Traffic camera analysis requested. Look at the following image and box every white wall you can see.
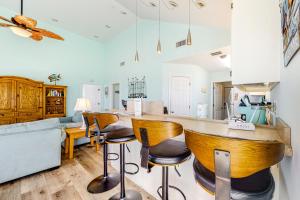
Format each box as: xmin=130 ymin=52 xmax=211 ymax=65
xmin=272 ymin=54 xmax=300 ymax=200
xmin=162 ymin=64 xmax=210 ymax=117
xmin=231 ymin=0 xmax=281 ymax=84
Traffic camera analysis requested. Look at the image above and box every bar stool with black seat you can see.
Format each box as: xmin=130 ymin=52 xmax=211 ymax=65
xmin=83 ymin=112 xmax=123 ymax=193
xmin=102 ymin=120 xmax=142 ymax=200
xmin=185 ymin=130 xmax=285 ymax=200
xmin=132 ymin=118 xmax=191 ymax=200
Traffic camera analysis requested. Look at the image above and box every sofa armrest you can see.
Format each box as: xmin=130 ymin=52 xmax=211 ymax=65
xmin=59 ymin=117 xmax=73 ymax=124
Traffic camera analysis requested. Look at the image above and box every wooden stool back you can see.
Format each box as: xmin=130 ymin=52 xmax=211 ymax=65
xmin=132 ymin=118 xmax=183 ymax=146
xmin=94 ymin=113 xmax=119 ymax=130
xmin=185 ymin=130 xmax=285 ymax=178
xmin=83 ymin=112 xmax=94 ymax=126
xmin=82 ymin=112 xmax=96 ymax=137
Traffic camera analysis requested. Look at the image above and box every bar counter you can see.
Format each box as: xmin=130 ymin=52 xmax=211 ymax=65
xmin=108 ymin=111 xmax=290 ymax=200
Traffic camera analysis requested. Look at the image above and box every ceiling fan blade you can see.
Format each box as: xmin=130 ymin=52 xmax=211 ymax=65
xmin=13 ymin=15 xmax=37 ymax=29
xmin=30 ymin=31 xmax=43 ymax=41
xmin=33 ymin=28 xmax=64 ymax=41
xmin=0 ymin=22 xmax=14 ymax=27
xmin=0 ymin=16 xmax=13 ymax=24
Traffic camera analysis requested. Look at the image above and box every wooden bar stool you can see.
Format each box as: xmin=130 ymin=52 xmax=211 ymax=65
xmin=83 ymin=112 xmax=123 ymax=193
xmin=132 ymin=119 xmax=191 ymax=200
xmin=185 ymin=130 xmax=285 ymax=200
xmin=106 ymin=127 xmax=142 ymax=200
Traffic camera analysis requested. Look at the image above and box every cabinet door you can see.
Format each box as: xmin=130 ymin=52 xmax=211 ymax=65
xmin=0 ymin=79 xmax=16 ymax=115
xmin=16 ymin=80 xmax=43 ymax=116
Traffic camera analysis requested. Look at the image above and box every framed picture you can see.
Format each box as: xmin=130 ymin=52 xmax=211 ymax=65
xmin=281 ymin=0 xmax=300 ymax=66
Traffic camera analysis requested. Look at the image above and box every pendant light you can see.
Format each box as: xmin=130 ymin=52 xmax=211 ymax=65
xmin=156 ymin=0 xmax=162 ymax=54
xmin=134 ymin=0 xmax=139 ymax=62
xmin=187 ymin=0 xmax=192 ymax=45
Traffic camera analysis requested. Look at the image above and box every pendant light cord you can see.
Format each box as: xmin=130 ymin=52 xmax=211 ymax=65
xmin=136 ymin=0 xmax=138 ymax=51
xmin=159 ymin=0 xmax=161 ymax=39
xmin=21 ymin=0 xmax=23 ymax=15
xmin=189 ymin=0 xmax=191 ymax=29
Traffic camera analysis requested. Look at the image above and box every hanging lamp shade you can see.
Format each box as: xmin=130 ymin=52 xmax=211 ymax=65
xmin=135 ymin=51 xmax=139 ymax=62
xmin=157 ymin=40 xmax=162 ymax=54
xmin=187 ymin=28 xmax=192 ymax=45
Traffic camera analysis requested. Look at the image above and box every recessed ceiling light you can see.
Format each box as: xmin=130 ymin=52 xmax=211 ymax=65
xmin=120 ymin=11 xmax=127 ymax=15
xmin=169 ymin=1 xmax=178 ymax=8
xmin=193 ymin=0 xmax=205 ymax=9
xmin=51 ymin=18 xmax=59 ymax=22
xmin=105 ymin=25 xmax=111 ymax=29
xmin=150 ymin=2 xmax=157 ymax=7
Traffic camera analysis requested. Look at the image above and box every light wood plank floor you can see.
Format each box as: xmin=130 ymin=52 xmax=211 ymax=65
xmin=0 ymin=145 xmax=157 ymax=200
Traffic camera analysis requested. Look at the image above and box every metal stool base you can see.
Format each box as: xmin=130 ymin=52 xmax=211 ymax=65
xmin=109 ymin=190 xmax=142 ymax=200
xmin=87 ymin=173 xmax=120 ymax=194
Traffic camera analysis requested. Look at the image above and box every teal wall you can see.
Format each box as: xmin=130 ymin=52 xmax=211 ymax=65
xmin=102 ymin=19 xmax=230 ymax=109
xmin=0 ymin=6 xmax=230 ymax=115
xmin=0 ymin=7 xmax=105 ymax=115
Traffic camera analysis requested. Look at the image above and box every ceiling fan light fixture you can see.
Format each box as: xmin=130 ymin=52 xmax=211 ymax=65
xmin=10 ymin=26 xmax=32 ymax=38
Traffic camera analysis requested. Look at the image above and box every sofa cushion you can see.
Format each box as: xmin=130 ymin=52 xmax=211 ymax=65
xmin=0 ymin=118 xmax=60 ymax=136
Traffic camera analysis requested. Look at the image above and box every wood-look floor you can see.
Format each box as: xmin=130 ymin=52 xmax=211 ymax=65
xmin=0 ymin=145 xmax=157 ymax=200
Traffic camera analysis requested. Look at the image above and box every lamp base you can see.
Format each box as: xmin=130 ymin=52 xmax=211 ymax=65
xmin=80 ymin=115 xmax=86 ymax=130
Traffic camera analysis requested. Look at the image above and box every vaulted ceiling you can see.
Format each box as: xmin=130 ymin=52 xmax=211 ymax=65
xmin=0 ymin=0 xmax=231 ymax=41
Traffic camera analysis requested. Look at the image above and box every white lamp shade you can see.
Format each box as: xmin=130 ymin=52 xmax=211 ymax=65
xmin=74 ymin=98 xmax=91 ymax=112
xmin=10 ymin=27 xmax=32 ymax=38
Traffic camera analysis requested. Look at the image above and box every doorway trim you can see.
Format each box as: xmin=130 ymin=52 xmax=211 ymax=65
xmin=212 ymin=81 xmax=233 ymax=120
xmin=112 ymin=83 xmax=120 ymax=110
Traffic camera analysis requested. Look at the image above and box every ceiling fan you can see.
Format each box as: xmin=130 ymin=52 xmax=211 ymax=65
xmin=0 ymin=0 xmax=64 ymax=41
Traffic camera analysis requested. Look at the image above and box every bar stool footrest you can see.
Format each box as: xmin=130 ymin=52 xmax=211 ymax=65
xmin=157 ymin=185 xmax=187 ymax=200
xmin=125 ymin=162 xmax=140 ymax=175
xmin=108 ymin=153 xmax=119 ymax=161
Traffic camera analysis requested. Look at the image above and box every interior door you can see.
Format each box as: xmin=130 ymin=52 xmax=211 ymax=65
xmin=170 ymin=76 xmax=191 ymax=116
xmin=213 ymin=83 xmax=224 ymax=120
xmin=82 ymin=84 xmax=102 ymax=112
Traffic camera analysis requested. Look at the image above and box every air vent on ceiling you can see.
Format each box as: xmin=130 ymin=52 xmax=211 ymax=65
xmin=176 ymin=39 xmax=187 ymax=48
xmin=220 ymin=55 xmax=227 ymax=59
xmin=210 ymin=51 xmax=222 ymax=56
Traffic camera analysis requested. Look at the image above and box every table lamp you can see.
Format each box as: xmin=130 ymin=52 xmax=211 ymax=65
xmin=74 ymin=98 xmax=91 ymax=129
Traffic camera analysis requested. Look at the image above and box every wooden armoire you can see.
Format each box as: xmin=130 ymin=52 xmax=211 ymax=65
xmin=0 ymin=76 xmax=44 ymax=125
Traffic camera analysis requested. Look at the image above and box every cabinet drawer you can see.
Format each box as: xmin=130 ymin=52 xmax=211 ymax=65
xmin=0 ymin=112 xmax=15 ymax=118
xmin=18 ymin=112 xmax=42 ymax=117
xmin=0 ymin=118 xmax=16 ymax=125
xmin=17 ymin=117 xmax=42 ymax=123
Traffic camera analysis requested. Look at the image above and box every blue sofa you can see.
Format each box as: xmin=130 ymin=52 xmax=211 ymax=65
xmin=0 ymin=118 xmax=65 ymax=184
